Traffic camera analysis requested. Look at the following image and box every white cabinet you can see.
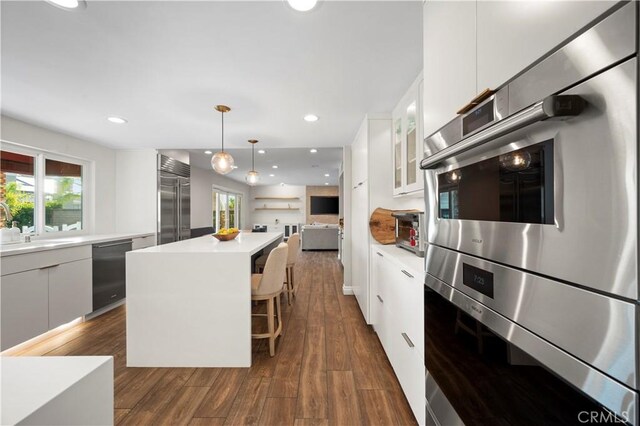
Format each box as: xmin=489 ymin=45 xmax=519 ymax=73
xmin=1 ymin=269 xmax=49 ymax=350
xmin=351 ymin=122 xmax=369 ymax=188
xmin=422 ymin=1 xmax=614 ymax=139
xmin=349 ymin=115 xmax=392 ymax=324
xmin=476 ymin=1 xmax=615 ymax=91
xmin=393 ymin=74 xmax=424 ymax=197
xmin=1 ymin=246 xmax=92 ymax=350
xmin=352 ymin=182 xmax=369 ymax=319
xmin=423 ymin=1 xmax=477 ymax=139
xmin=48 ymin=259 xmax=92 ymax=329
xmin=371 ymin=247 xmax=425 ymax=424
xmin=132 ymin=234 xmax=156 ymax=250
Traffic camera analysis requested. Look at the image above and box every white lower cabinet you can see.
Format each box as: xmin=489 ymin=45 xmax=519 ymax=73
xmin=1 ymin=269 xmax=49 ymax=351
xmin=49 ymin=259 xmax=92 ymax=329
xmin=132 ymin=234 xmax=156 ymax=250
xmin=371 ymin=247 xmax=425 ymax=424
xmin=1 ymin=247 xmax=92 ymax=351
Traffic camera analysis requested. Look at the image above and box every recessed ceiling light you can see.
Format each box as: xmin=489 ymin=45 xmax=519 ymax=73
xmin=286 ymin=0 xmax=318 ymax=12
xmin=258 ymin=149 xmax=266 ymax=154
xmin=310 ymin=148 xmax=318 ymax=153
xmin=204 ymin=150 xmax=212 ymax=155
xmin=324 ymin=182 xmax=329 ymax=185
xmin=46 ymin=0 xmax=85 ymax=10
xmin=232 ymin=165 xmax=239 ymax=169
xmin=272 ymin=165 xmax=278 ymax=169
xmin=304 ymin=115 xmax=319 ymax=123
xmin=269 ymin=174 xmax=275 ymax=177
xmin=107 ymin=116 xmax=127 ymax=124
xmin=324 ymin=173 xmax=330 ymax=177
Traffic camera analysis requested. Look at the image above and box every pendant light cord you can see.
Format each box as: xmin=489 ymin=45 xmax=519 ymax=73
xmin=221 ymin=111 xmax=225 ymax=152
xmin=252 ymin=143 xmax=255 ymax=171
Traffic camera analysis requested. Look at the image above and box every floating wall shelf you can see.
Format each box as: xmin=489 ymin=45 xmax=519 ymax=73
xmin=254 ymin=197 xmax=301 ymax=200
xmin=254 ymin=207 xmax=300 ymax=211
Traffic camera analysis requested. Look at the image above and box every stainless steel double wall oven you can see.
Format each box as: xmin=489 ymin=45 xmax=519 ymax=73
xmin=421 ymin=3 xmax=639 ymax=425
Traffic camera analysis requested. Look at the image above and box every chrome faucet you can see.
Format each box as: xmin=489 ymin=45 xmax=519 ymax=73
xmin=0 ymin=202 xmax=13 ymax=224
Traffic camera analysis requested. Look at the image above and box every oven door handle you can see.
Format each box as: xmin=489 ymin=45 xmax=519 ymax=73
xmin=420 ymin=95 xmax=585 ymax=170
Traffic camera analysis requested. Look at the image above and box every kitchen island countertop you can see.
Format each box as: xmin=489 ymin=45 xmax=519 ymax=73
xmin=126 ymin=231 xmax=284 ymax=368
xmin=135 ymin=231 xmax=281 ymax=255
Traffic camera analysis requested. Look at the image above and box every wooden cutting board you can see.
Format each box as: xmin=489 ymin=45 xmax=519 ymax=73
xmin=368 ymin=208 xmax=420 ymax=245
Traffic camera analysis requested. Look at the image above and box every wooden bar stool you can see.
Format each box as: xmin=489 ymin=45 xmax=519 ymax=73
xmin=251 ymin=243 xmax=288 ymax=356
xmin=256 ymin=233 xmax=300 ymax=305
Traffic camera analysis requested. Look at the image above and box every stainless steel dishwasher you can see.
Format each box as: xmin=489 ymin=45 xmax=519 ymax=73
xmin=92 ymin=239 xmax=132 ymax=311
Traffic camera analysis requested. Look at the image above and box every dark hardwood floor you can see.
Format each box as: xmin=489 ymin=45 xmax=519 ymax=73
xmin=13 ymin=251 xmax=416 ymax=425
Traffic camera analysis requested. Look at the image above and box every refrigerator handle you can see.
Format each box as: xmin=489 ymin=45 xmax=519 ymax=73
xmin=176 ymin=180 xmax=181 ymax=241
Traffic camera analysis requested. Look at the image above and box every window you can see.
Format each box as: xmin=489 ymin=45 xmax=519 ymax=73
xmin=213 ymin=187 xmax=242 ymax=232
xmin=0 ymin=150 xmax=35 ymax=230
xmin=1 ymin=144 xmax=87 ymax=235
xmin=44 ymin=159 xmax=83 ymax=232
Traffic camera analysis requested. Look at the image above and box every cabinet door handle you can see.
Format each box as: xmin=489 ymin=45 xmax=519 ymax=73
xmin=377 ymin=295 xmax=384 ymax=303
xmin=402 ymin=332 xmax=415 ymax=348
xmin=401 ymin=269 xmax=414 ymax=278
xmin=110 ymin=294 xmax=119 ymax=299
xmin=376 ymin=252 xmax=383 ymax=257
xmin=358 ymin=181 xmax=363 ymax=186
xmin=40 ymin=264 xmax=59 ymax=270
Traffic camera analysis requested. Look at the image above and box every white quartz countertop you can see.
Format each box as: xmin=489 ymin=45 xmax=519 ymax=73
xmin=375 ymin=244 xmax=426 ymax=277
xmin=132 ymin=232 xmax=283 ymax=256
xmin=0 ymin=232 xmax=154 ymax=257
xmin=1 ymin=356 xmax=113 ymax=425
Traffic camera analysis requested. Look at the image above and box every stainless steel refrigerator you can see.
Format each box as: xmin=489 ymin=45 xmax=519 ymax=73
xmin=157 ymin=155 xmax=190 ymax=245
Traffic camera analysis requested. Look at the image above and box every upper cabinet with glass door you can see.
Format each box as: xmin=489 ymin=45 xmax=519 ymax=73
xmin=392 ymin=73 xmax=424 ymax=196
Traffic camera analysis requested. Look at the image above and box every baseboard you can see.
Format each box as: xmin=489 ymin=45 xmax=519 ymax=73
xmin=86 ymin=299 xmax=126 ymax=320
xmin=342 ymin=285 xmax=354 ymax=295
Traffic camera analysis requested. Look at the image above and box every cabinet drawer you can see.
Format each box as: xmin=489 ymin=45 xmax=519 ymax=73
xmin=132 ymin=235 xmax=155 ymax=250
xmin=1 ymin=245 xmax=92 ymax=276
xmin=395 ymin=267 xmax=425 ymax=359
xmin=393 ymin=328 xmax=426 ymax=424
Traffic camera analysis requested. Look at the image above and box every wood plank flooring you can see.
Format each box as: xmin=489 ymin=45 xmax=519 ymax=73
xmin=14 ymin=251 xmax=416 ymax=425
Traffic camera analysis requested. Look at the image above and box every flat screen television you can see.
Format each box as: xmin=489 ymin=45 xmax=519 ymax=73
xmin=310 ymin=196 xmax=339 ymax=215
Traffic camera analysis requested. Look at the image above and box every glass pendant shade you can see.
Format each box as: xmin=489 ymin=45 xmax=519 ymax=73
xmin=245 ymin=139 xmax=260 ymax=185
xmin=245 ymin=170 xmax=259 ymax=186
xmin=211 ymin=151 xmax=234 ymax=174
xmin=211 ymin=104 xmax=234 ymax=175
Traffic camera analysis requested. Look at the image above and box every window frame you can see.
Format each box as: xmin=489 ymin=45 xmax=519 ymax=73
xmin=212 ymin=185 xmax=243 ymax=232
xmin=1 ymin=141 xmax=92 ymax=238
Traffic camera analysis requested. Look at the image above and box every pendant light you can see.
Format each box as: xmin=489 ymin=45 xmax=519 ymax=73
xmin=245 ymin=140 xmax=260 ymax=186
xmin=211 ymin=105 xmax=235 ymax=174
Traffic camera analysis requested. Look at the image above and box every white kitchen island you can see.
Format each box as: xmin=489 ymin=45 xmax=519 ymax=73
xmin=126 ymin=232 xmax=283 ymax=367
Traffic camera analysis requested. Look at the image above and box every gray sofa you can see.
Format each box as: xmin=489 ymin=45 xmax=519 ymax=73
xmin=301 ymin=225 xmax=339 ymax=250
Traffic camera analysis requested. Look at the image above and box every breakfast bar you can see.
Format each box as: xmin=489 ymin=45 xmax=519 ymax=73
xmin=125 ymin=232 xmax=283 ymax=367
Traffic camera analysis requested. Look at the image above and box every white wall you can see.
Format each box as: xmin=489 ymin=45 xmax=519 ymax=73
xmin=250 ymin=185 xmax=306 ymax=233
xmin=1 ymin=115 xmax=116 ymax=234
xmin=190 ymin=165 xmax=251 ymax=230
xmin=115 ymin=149 xmax=158 ymax=234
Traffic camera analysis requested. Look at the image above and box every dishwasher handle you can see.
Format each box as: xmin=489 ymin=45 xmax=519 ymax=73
xmin=93 ymin=240 xmax=132 ymax=249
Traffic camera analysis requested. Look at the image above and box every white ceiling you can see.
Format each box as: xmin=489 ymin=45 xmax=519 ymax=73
xmin=1 ymin=1 xmax=423 ymax=151
xmin=189 ymin=147 xmax=342 ymax=186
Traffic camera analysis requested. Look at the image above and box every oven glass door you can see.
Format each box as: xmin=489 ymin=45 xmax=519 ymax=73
xmin=425 ymin=288 xmax=630 ymax=425
xmin=438 ymin=140 xmax=554 ymax=224
xmin=396 ymin=219 xmax=415 ymax=245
